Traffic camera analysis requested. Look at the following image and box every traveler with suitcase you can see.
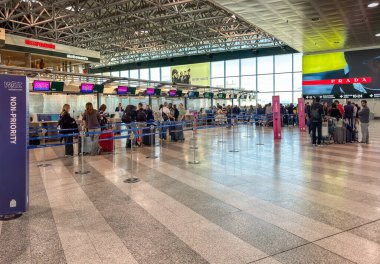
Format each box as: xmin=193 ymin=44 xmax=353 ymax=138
xmin=122 ymin=105 xmax=137 ymax=148
xmin=82 ymin=102 xmax=102 ymax=156
xmin=59 ymin=104 xmax=78 ymax=156
xmin=310 ymin=96 xmax=324 ymax=147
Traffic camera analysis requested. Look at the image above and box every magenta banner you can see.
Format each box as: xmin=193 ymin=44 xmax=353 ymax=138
xmin=272 ymin=96 xmax=281 ymax=140
xmin=298 ymin=98 xmax=306 ymax=132
xmin=0 ymin=75 xmax=29 ymax=215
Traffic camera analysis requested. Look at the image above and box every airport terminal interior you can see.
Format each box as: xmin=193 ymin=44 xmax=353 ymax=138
xmin=1 ymin=0 xmax=380 ymax=263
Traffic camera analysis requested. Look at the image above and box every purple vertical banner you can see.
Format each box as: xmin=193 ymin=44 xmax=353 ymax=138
xmin=272 ymin=96 xmax=281 ymax=140
xmin=0 ymin=75 xmax=29 ymax=216
xmin=298 ymin=98 xmax=306 ymax=132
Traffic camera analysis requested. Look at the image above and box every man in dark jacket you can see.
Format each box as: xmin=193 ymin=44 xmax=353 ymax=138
xmin=344 ymin=100 xmax=354 ymax=128
xmin=310 ymin=96 xmax=324 ymax=146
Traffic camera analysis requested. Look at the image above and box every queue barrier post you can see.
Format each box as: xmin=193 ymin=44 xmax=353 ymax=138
xmin=229 ymin=117 xmax=239 ymax=153
xmin=190 ymin=120 xmax=198 ymax=150
xmin=37 ymin=128 xmax=51 ymax=168
xmin=188 ymin=123 xmax=200 ymax=165
xmin=124 ymin=132 xmax=140 ymax=183
xmin=75 ymin=131 xmax=90 ymax=175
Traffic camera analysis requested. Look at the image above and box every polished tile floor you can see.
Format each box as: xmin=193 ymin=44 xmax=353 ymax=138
xmin=1 ymin=122 xmax=380 ymax=264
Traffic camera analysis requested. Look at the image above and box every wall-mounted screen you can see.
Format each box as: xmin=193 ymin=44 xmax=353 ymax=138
xmin=176 ymin=90 xmax=183 ymax=97
xmin=169 ymin=90 xmax=177 ymax=97
xmin=146 ymin=88 xmax=155 ymax=95
xmin=50 ymin=81 xmax=64 ymax=92
xmin=303 ymin=48 xmax=380 ymax=99
xmin=117 ymin=86 xmax=128 ymax=95
xmin=80 ymin=83 xmax=94 ymax=93
xmin=217 ymin=93 xmax=226 ymax=99
xmin=204 ymin=92 xmax=214 ymax=99
xmin=188 ymin=91 xmax=199 ymax=98
xmin=94 ymin=84 xmax=104 ymax=93
xmin=33 ymin=80 xmax=50 ymax=92
xmin=128 ymin=87 xmax=136 ymax=95
xmin=171 ymin=62 xmax=210 ymax=86
xmin=154 ymin=88 xmax=161 ymax=96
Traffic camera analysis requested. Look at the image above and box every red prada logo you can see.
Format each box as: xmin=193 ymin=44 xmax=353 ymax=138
xmin=25 ymin=39 xmax=55 ymax=49
xmin=303 ymin=77 xmax=372 ymax=86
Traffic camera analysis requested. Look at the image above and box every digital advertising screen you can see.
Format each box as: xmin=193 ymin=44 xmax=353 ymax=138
xmin=146 ymin=88 xmax=155 ymax=95
xmin=33 ymin=80 xmax=50 ymax=92
xmin=128 ymin=87 xmax=136 ymax=95
xmin=154 ymin=88 xmax=161 ymax=96
xmin=176 ymin=90 xmax=183 ymax=97
xmin=94 ymin=84 xmax=104 ymax=93
xmin=204 ymin=92 xmax=214 ymax=99
xmin=171 ymin=62 xmax=210 ymax=86
xmin=117 ymin=86 xmax=128 ymax=95
xmin=303 ymin=48 xmax=380 ymax=99
xmin=80 ymin=83 xmax=94 ymax=93
xmin=188 ymin=91 xmax=200 ymax=98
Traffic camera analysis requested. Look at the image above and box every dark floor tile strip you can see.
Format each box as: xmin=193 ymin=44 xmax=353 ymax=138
xmin=102 ymin=153 xmax=311 ymax=256
xmin=64 ymin=159 xmax=210 ymax=264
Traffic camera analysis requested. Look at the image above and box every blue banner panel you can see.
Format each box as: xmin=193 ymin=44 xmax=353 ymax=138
xmin=0 ymin=75 xmax=29 ymax=215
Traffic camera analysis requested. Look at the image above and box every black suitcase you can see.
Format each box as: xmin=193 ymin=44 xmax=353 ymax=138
xmin=143 ymin=127 xmax=155 ymax=146
xmin=170 ymin=123 xmax=184 ymax=142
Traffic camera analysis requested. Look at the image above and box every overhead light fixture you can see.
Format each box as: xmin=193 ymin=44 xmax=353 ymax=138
xmin=376 ymin=33 xmax=380 ymax=37
xmin=368 ymin=2 xmax=379 ymax=7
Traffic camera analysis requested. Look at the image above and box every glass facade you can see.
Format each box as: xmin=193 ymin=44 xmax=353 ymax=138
xmin=102 ymin=53 xmax=302 ymax=106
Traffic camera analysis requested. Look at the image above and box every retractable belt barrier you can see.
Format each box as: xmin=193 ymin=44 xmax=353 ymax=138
xmin=27 ymin=113 xmax=300 ymax=150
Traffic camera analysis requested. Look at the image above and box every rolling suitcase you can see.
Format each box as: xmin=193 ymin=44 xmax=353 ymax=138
xmin=176 ymin=123 xmax=185 ymax=141
xmin=78 ymin=135 xmax=92 ymax=154
xmin=142 ymin=127 xmax=155 ymax=146
xmin=99 ymin=130 xmax=114 ymax=152
xmin=333 ymin=127 xmax=346 ymax=144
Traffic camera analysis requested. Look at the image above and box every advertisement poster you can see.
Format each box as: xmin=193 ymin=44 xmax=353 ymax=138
xmin=298 ymin=98 xmax=306 ymax=132
xmin=302 ymin=48 xmax=380 ymax=99
xmin=272 ymin=96 xmax=281 ymax=140
xmin=171 ymin=62 xmax=210 ymax=86
xmin=0 ymin=75 xmax=29 ymax=215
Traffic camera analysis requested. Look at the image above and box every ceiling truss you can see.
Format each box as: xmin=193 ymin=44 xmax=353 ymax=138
xmin=0 ymin=0 xmax=283 ymax=66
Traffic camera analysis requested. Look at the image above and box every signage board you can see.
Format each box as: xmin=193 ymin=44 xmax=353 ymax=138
xmin=298 ymin=98 xmax=306 ymax=132
xmin=171 ymin=62 xmax=210 ymax=86
xmin=272 ymin=96 xmax=281 ymax=140
xmin=0 ymin=75 xmax=29 ymax=215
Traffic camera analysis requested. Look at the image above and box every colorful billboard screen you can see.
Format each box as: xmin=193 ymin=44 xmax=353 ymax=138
xmin=302 ymin=48 xmax=380 ymax=99
xmin=117 ymin=86 xmax=128 ymax=95
xmin=171 ymin=62 xmax=210 ymax=86
xmin=80 ymin=83 xmax=94 ymax=93
xmin=33 ymin=80 xmax=50 ymax=91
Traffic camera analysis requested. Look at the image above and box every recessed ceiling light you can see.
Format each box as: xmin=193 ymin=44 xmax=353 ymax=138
xmin=376 ymin=33 xmax=380 ymax=37
xmin=368 ymin=2 xmax=379 ymax=7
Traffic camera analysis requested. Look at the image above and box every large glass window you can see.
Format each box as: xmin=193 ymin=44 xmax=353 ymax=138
xmin=241 ymin=58 xmax=256 ymax=76
xmin=293 ymin=53 xmax=302 ymax=72
xmin=225 ymin=77 xmax=240 ymax=89
xmin=241 ymin=76 xmax=256 ymax=91
xmin=150 ymin=68 xmax=160 ymax=81
xmin=293 ymin=91 xmax=302 ymax=102
xmin=111 ymin=71 xmax=119 ymax=77
xmin=211 ymin=78 xmax=224 ymax=88
xmin=120 ymin=70 xmax=129 ymax=78
xmin=275 ymin=73 xmax=292 ymax=92
xmin=211 ymin=61 xmax=224 ymax=78
xmin=140 ymin=68 xmax=149 ymax=80
xmin=293 ymin=72 xmax=302 ymax=92
xmin=257 ymin=74 xmax=273 ymax=93
xmin=225 ymin=59 xmax=239 ymax=77
xmin=257 ymin=93 xmax=274 ymax=105
xmin=257 ymin=56 xmax=273 ymax=74
xmin=161 ymin=67 xmax=171 ymax=82
xmin=275 ymin=54 xmax=292 ymax=73
xmin=130 ymin=69 xmax=139 ymax=79
xmin=275 ymin=92 xmax=293 ymax=104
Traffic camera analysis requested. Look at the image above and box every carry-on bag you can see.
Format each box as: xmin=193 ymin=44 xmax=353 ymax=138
xmin=99 ymin=130 xmax=114 ymax=152
xmin=334 ymin=127 xmax=346 ymax=144
xmin=142 ymin=127 xmax=155 ymax=146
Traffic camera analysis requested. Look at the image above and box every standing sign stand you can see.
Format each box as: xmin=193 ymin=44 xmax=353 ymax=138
xmin=0 ymin=75 xmax=29 ymax=219
xmin=272 ymin=96 xmax=282 ymax=140
xmin=298 ymin=98 xmax=306 ymax=132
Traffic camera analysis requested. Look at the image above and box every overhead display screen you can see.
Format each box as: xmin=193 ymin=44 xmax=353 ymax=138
xmin=171 ymin=62 xmax=210 ymax=86
xmin=117 ymin=86 xmax=128 ymax=95
xmin=80 ymin=83 xmax=94 ymax=93
xmin=33 ymin=80 xmax=50 ymax=91
xmin=146 ymin=88 xmax=155 ymax=95
xmin=50 ymin=81 xmax=64 ymax=92
xmin=302 ymin=48 xmax=380 ymax=99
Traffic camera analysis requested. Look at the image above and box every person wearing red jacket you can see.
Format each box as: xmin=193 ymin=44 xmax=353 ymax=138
xmin=334 ymin=100 xmax=345 ymax=117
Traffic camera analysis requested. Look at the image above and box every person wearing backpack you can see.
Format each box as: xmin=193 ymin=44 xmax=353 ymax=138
xmin=310 ymin=96 xmax=324 ymax=147
xmin=59 ymin=104 xmax=78 ymax=156
xmin=159 ymin=103 xmax=171 ymax=140
xmin=122 ymin=105 xmax=137 ymax=148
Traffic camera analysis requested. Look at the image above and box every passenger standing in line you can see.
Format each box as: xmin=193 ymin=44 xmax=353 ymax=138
xmin=82 ymin=102 xmax=101 ymax=155
xmin=98 ymin=104 xmax=108 ymax=131
xmin=160 ymin=103 xmax=171 ymax=140
xmin=145 ymin=105 xmax=154 ymax=125
xmin=330 ymin=103 xmax=342 ymax=120
xmin=59 ymin=104 xmax=78 ymax=156
xmin=359 ymin=100 xmax=370 ymax=144
xmin=335 ymin=100 xmax=345 ymax=117
xmin=115 ymin=103 xmax=124 ymax=112
xmin=310 ymin=96 xmax=324 ymax=147
xmin=344 ymin=100 xmax=354 ymax=128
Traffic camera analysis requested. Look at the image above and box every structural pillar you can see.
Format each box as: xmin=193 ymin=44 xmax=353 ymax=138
xmin=25 ymin=53 xmax=31 ymax=68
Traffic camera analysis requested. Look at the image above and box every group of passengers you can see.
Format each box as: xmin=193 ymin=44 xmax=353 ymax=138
xmin=307 ymin=97 xmax=370 ymax=146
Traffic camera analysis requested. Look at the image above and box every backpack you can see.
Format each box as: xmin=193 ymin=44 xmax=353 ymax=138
xmin=122 ymin=112 xmax=132 ymax=124
xmin=311 ymin=104 xmax=321 ymax=121
xmin=161 ymin=110 xmax=169 ymax=121
xmin=136 ymin=109 xmax=147 ymax=122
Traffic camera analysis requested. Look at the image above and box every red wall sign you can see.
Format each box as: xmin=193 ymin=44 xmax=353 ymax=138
xmin=303 ymin=77 xmax=372 ymax=86
xmin=25 ymin=39 xmax=55 ymax=50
